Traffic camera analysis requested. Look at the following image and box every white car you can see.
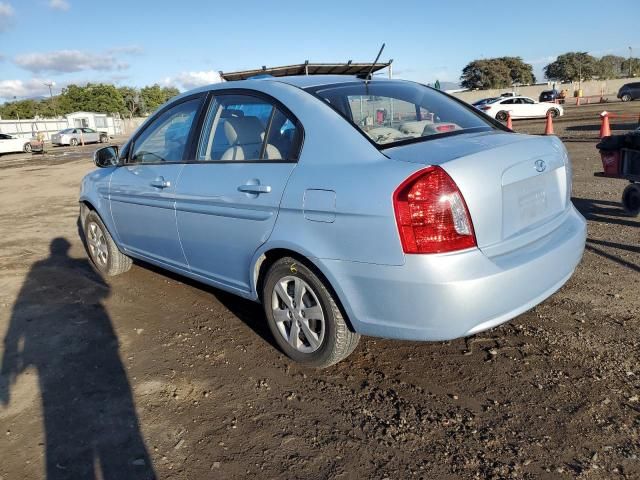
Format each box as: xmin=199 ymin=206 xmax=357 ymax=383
xmin=477 ymin=96 xmax=564 ymax=121
xmin=0 ymin=133 xmax=32 ymax=154
xmin=51 ymin=127 xmax=108 ymax=146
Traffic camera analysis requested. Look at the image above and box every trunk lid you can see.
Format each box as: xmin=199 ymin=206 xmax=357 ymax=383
xmin=385 ymin=131 xmax=571 ymax=257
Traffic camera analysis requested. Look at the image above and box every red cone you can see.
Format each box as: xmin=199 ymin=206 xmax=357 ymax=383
xmin=599 ymin=112 xmax=611 ymax=138
xmin=544 ymin=112 xmax=554 ymax=135
xmin=506 ymin=112 xmax=513 ymax=130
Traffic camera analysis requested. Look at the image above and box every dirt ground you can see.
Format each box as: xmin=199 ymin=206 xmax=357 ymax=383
xmin=0 ymin=103 xmax=638 ymax=480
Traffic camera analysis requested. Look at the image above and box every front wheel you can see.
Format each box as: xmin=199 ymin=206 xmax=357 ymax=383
xmin=23 ymin=142 xmax=32 ymax=153
xmin=100 ymin=134 xmax=109 ymax=143
xmin=70 ymin=138 xmax=78 ymax=146
xmin=263 ymin=257 xmax=360 ymax=368
xmin=547 ymin=108 xmax=560 ymax=118
xmin=84 ymin=211 xmax=132 ymax=276
xmin=621 ymin=94 xmax=632 ymax=102
xmin=622 ymin=183 xmax=640 ymax=216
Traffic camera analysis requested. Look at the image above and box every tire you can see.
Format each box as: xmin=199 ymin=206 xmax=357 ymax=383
xmin=496 ymin=111 xmax=508 ymax=121
xmin=621 ymin=183 xmax=640 ymax=216
xmin=262 ymin=257 xmax=360 ymax=368
xmin=23 ymin=142 xmax=32 ymax=153
xmin=621 ymin=94 xmax=632 ymax=102
xmin=83 ymin=210 xmax=132 ymax=276
xmin=100 ymin=134 xmax=109 ymax=143
xmin=70 ymin=138 xmax=78 ymax=147
xmin=547 ymin=108 xmax=560 ymax=118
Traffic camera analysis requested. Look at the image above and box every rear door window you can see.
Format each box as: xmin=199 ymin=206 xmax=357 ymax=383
xmin=197 ymin=94 xmax=302 ymax=161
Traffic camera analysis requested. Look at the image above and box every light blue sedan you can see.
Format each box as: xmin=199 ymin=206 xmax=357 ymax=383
xmin=80 ymin=75 xmax=587 ymax=367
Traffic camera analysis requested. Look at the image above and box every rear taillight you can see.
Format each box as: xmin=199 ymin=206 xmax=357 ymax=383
xmin=480 ymin=105 xmax=492 ymax=111
xmin=393 ymin=166 xmax=476 ymax=254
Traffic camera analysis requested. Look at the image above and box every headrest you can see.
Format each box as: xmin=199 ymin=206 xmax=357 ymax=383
xmin=223 ymin=116 xmax=264 ymax=145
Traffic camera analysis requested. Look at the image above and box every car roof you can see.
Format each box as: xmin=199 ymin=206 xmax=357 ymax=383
xmin=176 ymin=75 xmax=396 ymax=100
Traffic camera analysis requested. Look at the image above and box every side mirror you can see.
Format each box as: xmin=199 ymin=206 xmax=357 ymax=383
xmin=94 ymin=145 xmax=120 ymax=168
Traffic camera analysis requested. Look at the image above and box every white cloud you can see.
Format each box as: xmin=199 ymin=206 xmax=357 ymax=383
xmin=106 ymin=45 xmax=144 ymax=55
xmin=14 ymin=49 xmax=128 ymax=73
xmin=0 ymin=78 xmax=57 ymax=99
xmin=162 ymin=70 xmax=222 ymax=91
xmin=0 ymin=2 xmax=15 ymax=32
xmin=48 ymin=0 xmax=70 ymax=10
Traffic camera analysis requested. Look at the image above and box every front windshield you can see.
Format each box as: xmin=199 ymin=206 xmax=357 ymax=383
xmin=307 ymin=81 xmax=493 ymax=147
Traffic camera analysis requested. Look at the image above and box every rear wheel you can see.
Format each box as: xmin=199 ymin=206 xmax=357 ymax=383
xmin=23 ymin=142 xmax=32 ymax=153
xmin=84 ymin=211 xmax=132 ymax=276
xmin=547 ymin=108 xmax=560 ymax=118
xmin=496 ymin=111 xmax=508 ymax=121
xmin=262 ymin=257 xmax=360 ymax=368
xmin=70 ymin=138 xmax=78 ymax=147
xmin=622 ymin=183 xmax=640 ymax=216
xmin=621 ymin=94 xmax=632 ymax=102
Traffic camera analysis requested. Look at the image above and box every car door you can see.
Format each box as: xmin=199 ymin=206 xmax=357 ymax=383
xmin=499 ymin=98 xmax=516 ymax=117
xmin=520 ymin=97 xmax=542 ymax=117
xmin=0 ymin=134 xmax=12 ymax=153
xmin=81 ymin=128 xmax=99 ymax=143
xmin=109 ymin=94 xmax=206 ymax=271
xmin=175 ymin=92 xmax=302 ymax=294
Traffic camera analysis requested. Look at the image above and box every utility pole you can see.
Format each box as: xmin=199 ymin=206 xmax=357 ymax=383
xmin=44 ymin=81 xmax=57 ymax=117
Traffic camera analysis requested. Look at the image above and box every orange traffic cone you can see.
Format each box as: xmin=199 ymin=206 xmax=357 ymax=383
xmin=544 ymin=112 xmax=554 ymax=135
xmin=506 ymin=112 xmax=513 ymax=130
xmin=599 ymin=112 xmax=611 ymax=138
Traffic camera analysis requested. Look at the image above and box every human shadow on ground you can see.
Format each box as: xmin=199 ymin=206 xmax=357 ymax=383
xmin=0 ymin=238 xmax=155 ymax=480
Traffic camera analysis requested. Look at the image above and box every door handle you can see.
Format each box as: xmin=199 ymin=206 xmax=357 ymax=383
xmin=238 ymin=184 xmax=272 ymax=194
xmin=150 ymin=177 xmax=171 ymax=188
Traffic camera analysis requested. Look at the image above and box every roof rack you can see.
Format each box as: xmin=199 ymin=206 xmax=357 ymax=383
xmin=219 ymin=60 xmax=393 ymax=82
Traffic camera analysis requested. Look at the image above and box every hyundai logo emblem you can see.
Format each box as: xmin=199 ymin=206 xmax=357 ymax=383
xmin=534 ymin=159 xmax=547 ymax=172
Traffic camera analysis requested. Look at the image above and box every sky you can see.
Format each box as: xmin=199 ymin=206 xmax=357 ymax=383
xmin=0 ymin=0 xmax=639 ymax=101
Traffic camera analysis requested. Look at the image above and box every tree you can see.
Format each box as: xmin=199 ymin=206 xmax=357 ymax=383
xmin=118 ymin=86 xmax=145 ymax=118
xmin=621 ymin=57 xmax=640 ymax=77
xmin=139 ymin=85 xmax=180 ymax=114
xmin=598 ymin=55 xmax=626 ymax=79
xmin=544 ymin=52 xmax=599 ymax=82
xmin=57 ymin=83 xmax=126 ymax=115
xmin=498 ymin=56 xmax=536 ymax=85
xmin=460 ymin=57 xmax=535 ymax=90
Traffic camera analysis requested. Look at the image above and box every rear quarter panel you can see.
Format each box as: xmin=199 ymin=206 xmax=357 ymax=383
xmin=250 ymin=81 xmax=421 ymax=267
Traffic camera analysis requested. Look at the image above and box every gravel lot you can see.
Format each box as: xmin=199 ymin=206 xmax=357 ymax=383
xmin=0 ymin=103 xmax=638 ymax=479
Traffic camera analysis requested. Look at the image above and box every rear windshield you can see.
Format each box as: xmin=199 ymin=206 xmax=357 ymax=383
xmin=59 ymin=128 xmax=74 ymax=134
xmin=306 ymin=81 xmax=493 ymax=147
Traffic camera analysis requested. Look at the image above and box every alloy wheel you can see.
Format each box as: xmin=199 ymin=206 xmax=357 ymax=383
xmin=271 ymin=276 xmax=325 ymax=353
xmin=87 ymin=221 xmax=109 ymax=267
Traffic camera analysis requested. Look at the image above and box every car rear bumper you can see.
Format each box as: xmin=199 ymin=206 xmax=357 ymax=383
xmin=318 ymin=205 xmax=586 ymax=341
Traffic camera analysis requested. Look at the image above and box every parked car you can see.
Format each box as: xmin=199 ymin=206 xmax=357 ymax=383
xmin=80 ymin=75 xmax=586 ymax=367
xmin=0 ymin=133 xmax=32 ymax=154
xmin=617 ymin=82 xmax=640 ymax=102
xmin=478 ymin=96 xmax=564 ymax=120
xmin=539 ymin=89 xmax=565 ymax=103
xmin=51 ymin=127 xmax=109 ymax=146
xmin=472 ymin=97 xmax=499 ymax=108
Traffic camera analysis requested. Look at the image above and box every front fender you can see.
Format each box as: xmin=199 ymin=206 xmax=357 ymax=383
xmin=79 ymin=167 xmax=119 ymax=241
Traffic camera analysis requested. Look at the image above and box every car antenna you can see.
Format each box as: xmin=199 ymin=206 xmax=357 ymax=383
xmin=364 ymin=43 xmax=385 ymax=85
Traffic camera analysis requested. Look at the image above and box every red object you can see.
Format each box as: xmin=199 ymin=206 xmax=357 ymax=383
xmin=376 ymin=109 xmax=385 ymax=124
xmin=506 ymin=112 xmax=513 ymax=130
xmin=600 ymin=150 xmax=621 ymax=175
xmin=435 ymin=124 xmax=456 ymax=132
xmin=599 ymin=113 xmax=611 ymax=138
xmin=393 ymin=166 xmax=476 ymax=254
xmin=544 ymin=112 xmax=554 ymax=135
